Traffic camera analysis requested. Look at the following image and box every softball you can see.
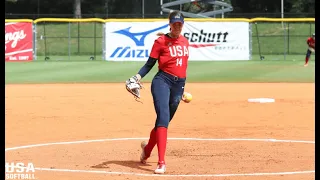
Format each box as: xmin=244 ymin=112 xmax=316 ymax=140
xmin=182 ymin=92 xmax=192 ymax=103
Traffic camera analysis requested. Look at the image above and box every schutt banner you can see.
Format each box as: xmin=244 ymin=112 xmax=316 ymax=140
xmin=5 ymin=22 xmax=33 ymax=62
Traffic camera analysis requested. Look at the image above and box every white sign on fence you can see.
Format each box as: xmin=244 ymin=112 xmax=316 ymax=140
xmin=104 ymin=21 xmax=250 ymax=61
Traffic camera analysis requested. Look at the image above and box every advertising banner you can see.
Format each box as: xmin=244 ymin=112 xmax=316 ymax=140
xmin=5 ymin=22 xmax=33 ymax=62
xmin=104 ymin=21 xmax=250 ymax=61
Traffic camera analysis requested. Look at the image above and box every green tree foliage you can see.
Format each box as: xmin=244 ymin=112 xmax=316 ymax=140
xmin=5 ymin=0 xmax=314 ymax=18
xmin=286 ymin=0 xmax=315 ymax=14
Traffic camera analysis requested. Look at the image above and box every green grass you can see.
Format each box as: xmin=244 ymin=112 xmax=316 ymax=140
xmin=5 ymin=55 xmax=315 ymax=84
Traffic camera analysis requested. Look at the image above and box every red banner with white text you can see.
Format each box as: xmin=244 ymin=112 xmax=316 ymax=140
xmin=5 ymin=22 xmax=33 ymax=62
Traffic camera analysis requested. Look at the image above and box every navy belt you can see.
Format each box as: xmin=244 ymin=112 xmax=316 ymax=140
xmin=158 ymin=70 xmax=186 ymax=82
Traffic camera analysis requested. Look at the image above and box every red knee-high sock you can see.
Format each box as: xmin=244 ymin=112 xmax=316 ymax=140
xmin=156 ymin=127 xmax=168 ymax=164
xmin=144 ymin=128 xmax=157 ymax=157
xmin=305 ymin=56 xmax=309 ymax=64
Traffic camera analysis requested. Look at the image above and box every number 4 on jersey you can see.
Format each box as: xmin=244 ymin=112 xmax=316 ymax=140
xmin=176 ymin=58 xmax=182 ymax=66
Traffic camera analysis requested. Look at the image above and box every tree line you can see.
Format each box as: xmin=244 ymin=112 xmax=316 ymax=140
xmin=5 ymin=0 xmax=314 ymax=19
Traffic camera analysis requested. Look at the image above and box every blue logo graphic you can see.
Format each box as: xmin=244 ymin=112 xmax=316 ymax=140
xmin=110 ymin=24 xmax=169 ymax=59
xmin=113 ymin=24 xmax=169 ymax=46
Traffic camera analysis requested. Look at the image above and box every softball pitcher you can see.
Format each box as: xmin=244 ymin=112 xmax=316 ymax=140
xmin=125 ymin=10 xmax=189 ymax=174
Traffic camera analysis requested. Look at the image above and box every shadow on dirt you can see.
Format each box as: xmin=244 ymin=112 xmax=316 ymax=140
xmin=91 ymin=160 xmax=155 ymax=173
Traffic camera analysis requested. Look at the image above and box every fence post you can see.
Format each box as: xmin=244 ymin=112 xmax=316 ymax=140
xmin=68 ymin=22 xmax=71 ymax=61
xmin=44 ymin=22 xmax=48 ymax=60
xmin=33 ymin=22 xmax=37 ymax=60
xmin=78 ymin=22 xmax=80 ymax=54
xmin=102 ymin=22 xmax=106 ymax=61
xmin=249 ymin=22 xmax=252 ymax=60
xmin=283 ymin=22 xmax=287 ymax=60
xmin=94 ymin=22 xmax=97 ymax=60
xmin=254 ymin=22 xmax=264 ymax=60
xmin=287 ymin=22 xmax=290 ymax=55
xmin=309 ymin=22 xmax=311 ymax=35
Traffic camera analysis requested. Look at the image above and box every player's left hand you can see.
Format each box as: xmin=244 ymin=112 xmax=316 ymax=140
xmin=125 ymin=75 xmax=143 ymax=99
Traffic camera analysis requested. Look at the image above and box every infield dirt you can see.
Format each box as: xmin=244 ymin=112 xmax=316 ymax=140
xmin=5 ymin=83 xmax=315 ymax=180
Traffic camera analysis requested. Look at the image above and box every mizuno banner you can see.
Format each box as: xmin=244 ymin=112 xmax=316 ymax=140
xmin=104 ymin=21 xmax=250 ymax=61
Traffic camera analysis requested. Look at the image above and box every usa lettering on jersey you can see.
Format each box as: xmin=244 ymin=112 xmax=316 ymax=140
xmin=168 ymin=45 xmax=189 ymax=67
xmin=168 ymin=45 xmax=189 ymax=57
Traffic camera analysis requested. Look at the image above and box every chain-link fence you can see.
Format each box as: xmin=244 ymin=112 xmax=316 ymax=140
xmin=34 ymin=21 xmax=104 ymax=61
xmin=252 ymin=21 xmax=315 ymax=58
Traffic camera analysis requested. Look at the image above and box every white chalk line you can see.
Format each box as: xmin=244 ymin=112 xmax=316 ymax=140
xmin=5 ymin=49 xmax=33 ymax=56
xmin=5 ymin=137 xmax=315 ymax=177
xmin=5 ymin=137 xmax=315 ymax=151
xmin=34 ymin=168 xmax=315 ymax=177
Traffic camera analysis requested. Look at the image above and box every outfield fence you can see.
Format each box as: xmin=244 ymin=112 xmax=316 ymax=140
xmin=5 ymin=18 xmax=315 ymax=61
